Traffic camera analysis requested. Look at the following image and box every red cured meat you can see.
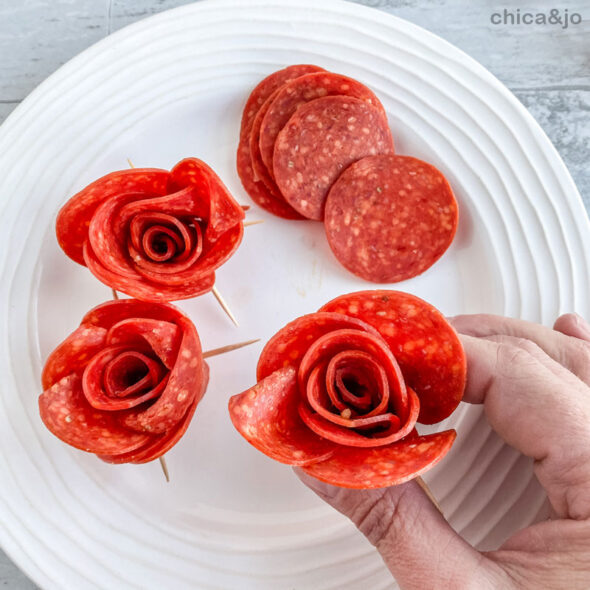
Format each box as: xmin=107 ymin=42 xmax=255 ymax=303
xmin=229 ymin=367 xmax=336 ymax=466
xmin=273 ymin=96 xmax=394 ymax=220
xmin=99 ymin=364 xmax=209 ymax=464
xmin=324 ymin=155 xmax=458 ymax=283
xmin=168 ymin=158 xmax=244 ymax=242
xmin=301 ymin=430 xmax=456 ymax=489
xmin=259 ymin=72 xmax=386 ymax=178
xmin=239 ymin=64 xmax=326 ymax=140
xmin=237 ymin=64 xmax=325 ymax=219
xmin=256 ymin=311 xmax=380 ymax=380
xmin=248 ymin=95 xmax=280 ymax=191
xmin=236 ymin=143 xmax=303 ymax=219
xmin=56 ymin=158 xmax=244 ymax=301
xmin=39 ymin=375 xmax=152 ymax=455
xmin=228 ymin=290 xmax=464 ymax=488
xmin=56 ymin=169 xmax=169 ymax=266
xmin=320 ymin=290 xmax=466 ymax=425
xmin=41 ymin=325 xmax=107 ymax=390
xmin=39 ymin=299 xmax=208 ymax=463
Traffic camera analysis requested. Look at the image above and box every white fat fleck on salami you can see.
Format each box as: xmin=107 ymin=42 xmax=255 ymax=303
xmin=273 ymin=96 xmax=394 ymax=220
xmin=324 ymin=154 xmax=458 ymax=283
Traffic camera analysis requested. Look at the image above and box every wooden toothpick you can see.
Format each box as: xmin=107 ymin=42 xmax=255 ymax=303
xmin=127 ymin=158 xmax=135 ymax=169
xmin=416 ymin=476 xmax=443 ymax=515
xmin=159 ymin=456 xmax=170 ymax=483
xmin=203 ymin=339 xmax=260 ymax=359
xmin=211 ymin=285 xmax=239 ymax=327
xmin=243 ymin=219 xmax=264 ymax=227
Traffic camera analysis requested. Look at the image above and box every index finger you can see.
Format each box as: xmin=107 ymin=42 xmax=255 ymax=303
xmin=451 ymin=314 xmax=590 ymax=385
xmin=461 ymin=334 xmax=590 ymax=520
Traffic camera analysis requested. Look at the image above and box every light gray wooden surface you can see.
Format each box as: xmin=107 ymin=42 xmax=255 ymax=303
xmin=1 ymin=0 xmax=588 ymax=588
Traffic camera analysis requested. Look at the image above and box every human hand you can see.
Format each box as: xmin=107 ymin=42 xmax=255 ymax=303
xmin=296 ymin=313 xmax=590 ymax=589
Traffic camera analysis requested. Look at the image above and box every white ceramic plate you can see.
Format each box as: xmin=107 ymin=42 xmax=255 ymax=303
xmin=1 ymin=1 xmax=589 ymax=588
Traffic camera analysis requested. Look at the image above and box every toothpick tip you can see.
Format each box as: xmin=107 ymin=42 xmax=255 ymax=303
xmin=244 ymin=219 xmax=264 ymax=227
xmin=211 ymin=285 xmax=239 ymax=327
xmin=416 ymin=476 xmax=442 ymax=515
xmin=127 ymin=158 xmax=135 ymax=168
xmin=202 ymin=338 xmax=260 ymax=359
xmin=159 ymin=456 xmax=170 ymax=482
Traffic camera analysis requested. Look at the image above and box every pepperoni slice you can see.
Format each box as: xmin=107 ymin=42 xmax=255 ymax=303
xmin=256 ymin=311 xmax=379 ymax=381
xmin=98 ymin=363 xmax=209 ymax=464
xmin=273 ymin=96 xmax=394 ymax=220
xmin=41 ymin=325 xmax=107 ymax=390
xmin=239 ymin=64 xmax=326 ymax=140
xmin=236 ymin=64 xmax=325 ymax=219
xmin=324 ymin=155 xmax=458 ymax=283
xmin=301 ymin=430 xmax=456 ymax=489
xmin=228 ymin=367 xmax=336 ymax=467
xmin=39 ymin=375 xmax=152 ymax=455
xmin=168 ymin=158 xmax=244 ymax=242
xmin=320 ymin=290 xmax=466 ymax=424
xmin=118 ymin=316 xmax=205 ymax=434
xmin=236 ymin=143 xmax=303 ymax=219
xmin=56 ymin=169 xmax=170 ymax=265
xmin=259 ymin=72 xmax=385 ymax=178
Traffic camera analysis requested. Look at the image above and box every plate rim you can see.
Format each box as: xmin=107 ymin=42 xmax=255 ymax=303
xmin=1 ymin=1 xmax=589 ymax=588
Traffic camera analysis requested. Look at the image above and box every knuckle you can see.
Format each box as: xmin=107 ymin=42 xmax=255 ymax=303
xmin=496 ymin=342 xmax=536 ymax=368
xmin=511 ymin=337 xmax=543 ymax=356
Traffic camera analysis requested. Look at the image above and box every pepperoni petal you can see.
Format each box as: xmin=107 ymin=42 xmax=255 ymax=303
xmin=39 ymin=375 xmax=152 ymax=455
xmin=41 ymin=325 xmax=107 ymax=390
xmin=56 ymin=169 xmax=169 ymax=265
xmin=106 ymin=318 xmax=181 ymax=369
xmin=257 ymin=312 xmax=379 ymax=381
xmin=302 ymin=430 xmax=457 ymax=489
xmin=98 ymin=363 xmax=210 ymax=464
xmin=119 ymin=316 xmax=204 ymax=434
xmin=320 ymin=291 xmax=466 ymax=424
xmin=228 ymin=367 xmax=336 ymax=466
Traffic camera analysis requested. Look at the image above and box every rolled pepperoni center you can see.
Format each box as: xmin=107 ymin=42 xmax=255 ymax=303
xmin=129 ymin=213 xmax=203 ymax=267
xmin=142 ymin=226 xmax=184 ymax=262
xmin=103 ymin=351 xmax=164 ymax=398
xmin=82 ymin=346 xmax=168 ymax=411
xmin=325 ymin=351 xmax=388 ymax=414
xmin=298 ymin=329 xmax=419 ymax=447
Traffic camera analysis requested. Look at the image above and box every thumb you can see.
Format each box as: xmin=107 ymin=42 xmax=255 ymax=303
xmin=295 ymin=470 xmax=504 ymax=589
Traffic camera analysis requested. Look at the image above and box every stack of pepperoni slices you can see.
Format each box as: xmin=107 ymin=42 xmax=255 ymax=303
xmin=237 ymin=65 xmax=459 ymax=283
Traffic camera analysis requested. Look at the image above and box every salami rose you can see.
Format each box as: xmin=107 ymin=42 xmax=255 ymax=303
xmin=56 ymin=158 xmax=244 ymax=301
xmin=39 ymin=299 xmax=209 ymax=464
xmin=228 ymin=290 xmax=464 ymax=489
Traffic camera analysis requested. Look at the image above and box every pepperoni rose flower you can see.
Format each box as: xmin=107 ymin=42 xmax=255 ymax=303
xmin=39 ymin=299 xmax=208 ymax=464
xmin=56 ymin=158 xmax=244 ymax=301
xmin=229 ymin=291 xmax=466 ymax=488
